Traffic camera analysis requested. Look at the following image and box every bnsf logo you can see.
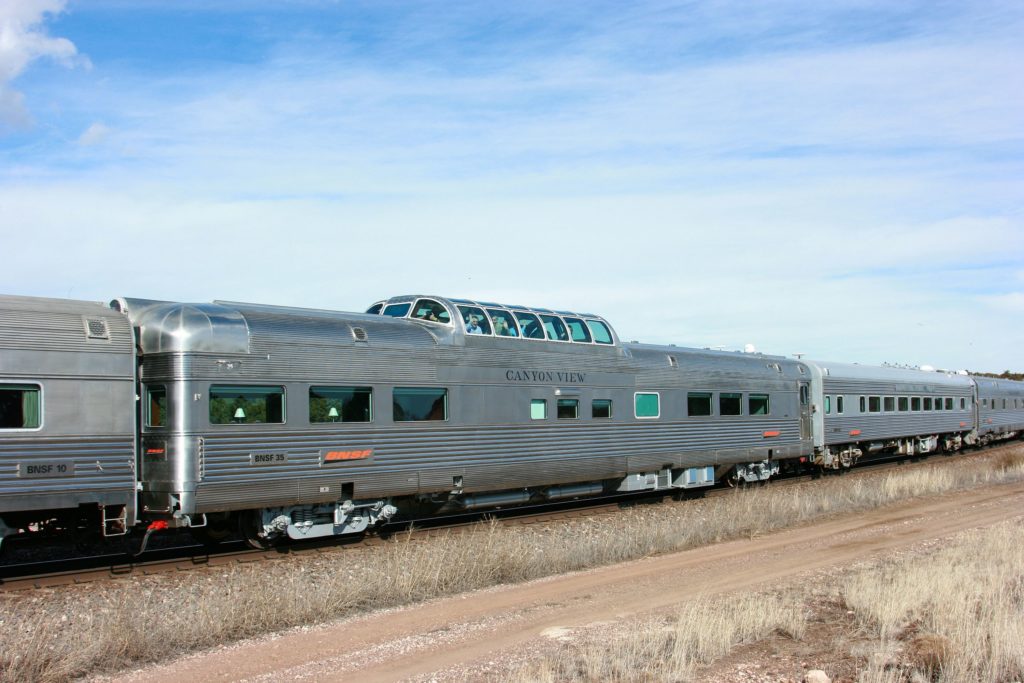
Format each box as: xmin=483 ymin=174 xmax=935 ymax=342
xmin=324 ymin=449 xmax=373 ymax=462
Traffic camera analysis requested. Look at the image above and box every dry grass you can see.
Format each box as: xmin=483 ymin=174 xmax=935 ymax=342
xmin=518 ymin=592 xmax=806 ymax=682
xmin=512 ymin=520 xmax=1024 ymax=682
xmin=2 ymin=447 xmax=1023 ymax=682
xmin=847 ymin=520 xmax=1024 ymax=682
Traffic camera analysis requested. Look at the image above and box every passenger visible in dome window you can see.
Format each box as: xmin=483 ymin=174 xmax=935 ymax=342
xmin=494 ymin=317 xmax=513 ymax=336
xmin=466 ymin=315 xmax=484 ymax=334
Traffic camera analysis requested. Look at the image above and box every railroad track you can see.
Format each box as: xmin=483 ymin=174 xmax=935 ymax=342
xmin=0 ymin=444 xmax=1012 ymax=591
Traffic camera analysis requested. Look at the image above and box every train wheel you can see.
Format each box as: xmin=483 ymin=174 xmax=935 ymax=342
xmin=239 ymin=510 xmax=276 ymax=550
xmin=190 ymin=512 xmax=234 ymax=547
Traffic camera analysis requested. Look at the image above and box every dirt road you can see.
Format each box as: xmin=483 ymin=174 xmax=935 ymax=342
xmin=108 ymin=481 xmax=1024 ymax=682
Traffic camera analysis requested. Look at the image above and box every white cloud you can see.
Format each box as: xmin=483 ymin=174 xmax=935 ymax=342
xmin=0 ymin=0 xmax=81 ymax=128
xmin=77 ymin=121 xmax=110 ymax=146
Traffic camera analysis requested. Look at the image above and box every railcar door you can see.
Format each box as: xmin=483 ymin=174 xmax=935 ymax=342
xmin=799 ymin=382 xmax=812 ymax=440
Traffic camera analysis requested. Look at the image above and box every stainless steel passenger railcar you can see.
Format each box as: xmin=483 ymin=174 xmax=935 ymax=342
xmin=804 ymin=361 xmax=976 ymax=468
xmin=0 ymin=296 xmax=137 ymax=546
xmin=119 ymin=294 xmax=811 ymax=546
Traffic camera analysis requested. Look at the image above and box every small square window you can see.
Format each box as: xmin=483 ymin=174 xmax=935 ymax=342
xmin=635 ymin=393 xmax=660 ymax=419
xmin=720 ymin=393 xmax=742 ymax=416
xmin=911 ymin=397 xmax=921 ymax=411
xmin=898 ymin=397 xmax=909 ymax=412
xmin=531 ymin=399 xmax=547 ymax=420
xmin=749 ymin=393 xmax=769 ymax=416
xmin=557 ymin=398 xmax=579 ymax=419
xmin=687 ymin=392 xmax=712 ymax=416
xmin=592 ymin=399 xmax=612 ymax=419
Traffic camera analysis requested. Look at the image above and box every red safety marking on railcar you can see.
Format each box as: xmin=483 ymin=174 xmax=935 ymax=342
xmin=762 ymin=430 xmax=781 ymax=438
xmin=960 ymin=422 xmax=967 ymax=428
xmin=324 ymin=449 xmax=373 ymax=462
xmin=145 ymin=448 xmax=165 ymax=455
xmin=849 ymin=429 xmax=862 ymax=436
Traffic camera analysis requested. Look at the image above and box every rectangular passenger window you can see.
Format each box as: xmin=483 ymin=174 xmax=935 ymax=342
xmin=0 ymin=384 xmax=41 ymax=429
xmin=868 ymin=396 xmax=881 ymax=413
xmin=824 ymin=395 xmax=831 ymax=415
xmin=687 ymin=392 xmax=712 ymax=416
xmin=911 ymin=397 xmax=921 ymax=411
xmin=393 ymin=387 xmax=447 ymax=421
xmin=557 ymin=398 xmax=579 ymax=419
xmin=146 ymin=385 xmax=167 ymax=427
xmin=960 ymin=398 xmax=966 ymax=410
xmin=635 ymin=392 xmax=660 ymax=419
xmin=923 ymin=397 xmax=933 ymax=411
xmin=883 ymin=397 xmax=895 ymax=412
xmin=531 ymin=399 xmax=547 ymax=420
xmin=749 ymin=394 xmax=769 ymax=416
xmin=898 ymin=397 xmax=909 ymax=412
xmin=837 ymin=396 xmax=844 ymax=414
xmin=720 ymin=393 xmax=742 ymax=416
xmin=592 ymin=399 xmax=612 ymax=418
xmin=210 ymin=385 xmax=285 ymax=424
xmin=310 ymin=386 xmax=372 ymax=423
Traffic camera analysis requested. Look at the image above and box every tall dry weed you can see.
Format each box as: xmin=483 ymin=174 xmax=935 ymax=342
xmin=848 ymin=521 xmax=1024 ymax=682
xmin=517 ymin=591 xmax=806 ymax=682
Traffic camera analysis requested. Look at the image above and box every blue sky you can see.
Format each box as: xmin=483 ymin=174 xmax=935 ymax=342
xmin=1 ymin=0 xmax=1022 ymax=371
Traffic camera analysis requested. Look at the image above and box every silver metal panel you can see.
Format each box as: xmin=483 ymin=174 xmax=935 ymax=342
xmin=0 ymin=295 xmax=137 ymax=521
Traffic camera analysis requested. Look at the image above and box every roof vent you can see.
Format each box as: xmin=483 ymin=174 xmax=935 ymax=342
xmin=351 ymin=327 xmax=368 ymax=342
xmin=83 ymin=317 xmax=110 ymax=340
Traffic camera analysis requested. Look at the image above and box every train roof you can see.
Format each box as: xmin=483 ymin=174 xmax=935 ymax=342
xmin=803 ymin=359 xmax=975 ymax=388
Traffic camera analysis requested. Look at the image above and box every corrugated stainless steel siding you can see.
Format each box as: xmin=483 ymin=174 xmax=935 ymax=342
xmin=823 ymin=413 xmax=972 ymax=445
xmin=179 ymin=419 xmax=803 ymax=510
xmin=0 ymin=436 xmax=135 ymax=508
xmin=0 ymin=306 xmax=132 ymax=354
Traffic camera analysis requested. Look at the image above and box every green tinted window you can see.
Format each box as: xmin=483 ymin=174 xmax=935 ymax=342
xmin=749 ymin=393 xmax=769 ymax=416
xmin=0 ymin=384 xmax=41 ymax=429
xmin=146 ymin=385 xmax=167 ymax=427
xmin=720 ymin=393 xmax=742 ymax=416
xmin=310 ymin=386 xmax=372 ymax=423
xmin=592 ymin=399 xmax=612 ymax=418
xmin=210 ymin=385 xmax=285 ymax=424
xmin=557 ymin=399 xmax=579 ymax=419
xmin=393 ymin=388 xmax=447 ymax=421
xmin=540 ymin=315 xmax=570 ymax=342
xmin=564 ymin=317 xmax=592 ymax=343
xmin=635 ymin=393 xmax=660 ymax=418
xmin=898 ymin=397 xmax=909 ymax=412
xmin=586 ymin=320 xmax=614 ymax=345
xmin=531 ymin=399 xmax=547 ymax=420
xmin=687 ymin=392 xmax=712 ymax=416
